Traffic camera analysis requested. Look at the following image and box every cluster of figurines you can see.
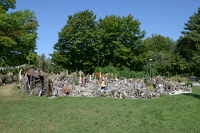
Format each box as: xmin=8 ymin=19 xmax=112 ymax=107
xmin=20 ymin=68 xmax=192 ymax=98
xmin=50 ymin=71 xmax=192 ymax=99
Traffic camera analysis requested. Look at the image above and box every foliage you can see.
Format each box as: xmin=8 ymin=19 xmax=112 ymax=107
xmin=35 ymin=54 xmax=49 ymax=72
xmin=0 ymin=85 xmax=200 ymax=133
xmin=94 ymin=65 xmax=148 ymax=78
xmin=51 ymin=10 xmax=98 ymax=73
xmin=35 ymin=54 xmax=63 ymax=73
xmin=176 ymin=8 xmax=200 ymax=76
xmin=190 ymin=55 xmax=200 ymax=76
xmin=118 ymin=68 xmax=148 ymax=78
xmin=51 ymin=10 xmax=145 ymax=73
xmin=51 ymin=9 xmax=200 ymax=77
xmin=27 ymin=52 xmax=37 ymax=65
xmin=0 ymin=7 xmax=38 ymax=67
xmin=98 ymin=15 xmax=145 ymax=69
xmin=141 ymin=34 xmax=187 ymax=76
xmin=0 ymin=0 xmax=16 ymax=13
xmin=94 ymin=65 xmax=120 ymax=75
xmin=153 ymin=52 xmax=187 ymax=76
xmin=142 ymin=34 xmax=176 ymax=52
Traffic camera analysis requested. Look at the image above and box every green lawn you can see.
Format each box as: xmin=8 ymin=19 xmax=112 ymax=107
xmin=0 ymin=85 xmax=200 ymax=133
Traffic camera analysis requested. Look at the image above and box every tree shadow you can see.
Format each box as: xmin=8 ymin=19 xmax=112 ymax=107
xmin=182 ymin=93 xmax=200 ymax=99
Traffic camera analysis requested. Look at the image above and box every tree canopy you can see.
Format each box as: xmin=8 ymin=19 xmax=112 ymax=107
xmin=176 ymin=7 xmax=200 ymax=76
xmin=0 ymin=0 xmax=38 ymax=67
xmin=140 ymin=34 xmax=186 ymax=76
xmin=51 ymin=10 xmax=98 ymax=72
xmin=98 ymin=15 xmax=145 ymax=70
xmin=51 ymin=10 xmax=145 ymax=73
xmin=0 ymin=0 xmax=16 ymax=13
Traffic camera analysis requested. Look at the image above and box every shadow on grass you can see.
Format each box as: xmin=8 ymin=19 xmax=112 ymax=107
xmin=182 ymin=93 xmax=200 ymax=99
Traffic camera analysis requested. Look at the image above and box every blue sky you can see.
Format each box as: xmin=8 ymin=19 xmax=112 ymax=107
xmin=11 ymin=0 xmax=200 ymax=57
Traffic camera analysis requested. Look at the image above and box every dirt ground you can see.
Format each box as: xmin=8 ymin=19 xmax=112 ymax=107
xmin=0 ymin=85 xmax=22 ymax=101
xmin=0 ymin=85 xmax=16 ymax=96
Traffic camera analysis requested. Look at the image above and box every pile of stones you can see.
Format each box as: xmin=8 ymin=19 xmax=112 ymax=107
xmin=0 ymin=73 xmax=18 ymax=85
xmin=21 ymin=68 xmax=53 ymax=96
xmin=21 ymin=69 xmax=192 ymax=99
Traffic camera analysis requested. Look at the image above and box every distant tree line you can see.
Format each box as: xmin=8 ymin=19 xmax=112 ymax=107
xmin=0 ymin=0 xmax=199 ymax=77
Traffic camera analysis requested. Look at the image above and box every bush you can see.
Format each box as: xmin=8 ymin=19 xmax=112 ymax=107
xmin=94 ymin=65 xmax=148 ymax=79
xmin=94 ymin=65 xmax=120 ymax=75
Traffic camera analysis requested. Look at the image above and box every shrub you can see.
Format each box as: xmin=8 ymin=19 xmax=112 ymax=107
xmin=94 ymin=65 xmax=148 ymax=79
xmin=94 ymin=65 xmax=120 ymax=75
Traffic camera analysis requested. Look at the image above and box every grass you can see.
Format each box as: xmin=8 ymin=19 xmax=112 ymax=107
xmin=167 ymin=76 xmax=189 ymax=82
xmin=0 ymin=85 xmax=200 ymax=133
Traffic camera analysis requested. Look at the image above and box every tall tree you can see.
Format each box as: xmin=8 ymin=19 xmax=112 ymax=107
xmin=52 ymin=11 xmax=145 ymax=72
xmin=0 ymin=0 xmax=16 ymax=13
xmin=142 ymin=34 xmax=175 ymax=53
xmin=141 ymin=34 xmax=186 ymax=76
xmin=98 ymin=15 xmax=145 ymax=70
xmin=35 ymin=54 xmax=51 ymax=72
xmin=176 ymin=8 xmax=200 ymax=76
xmin=51 ymin=10 xmax=98 ymax=72
xmin=0 ymin=9 xmax=38 ymax=66
xmin=177 ymin=8 xmax=200 ymax=60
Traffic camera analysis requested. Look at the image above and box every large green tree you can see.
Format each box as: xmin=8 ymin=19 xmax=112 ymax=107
xmin=0 ymin=4 xmax=38 ymax=67
xmin=51 ymin=10 xmax=98 ymax=72
xmin=176 ymin=8 xmax=200 ymax=76
xmin=98 ymin=15 xmax=145 ymax=70
xmin=141 ymin=34 xmax=186 ymax=76
xmin=52 ymin=11 xmax=146 ymax=72
xmin=0 ymin=0 xmax=16 ymax=13
xmin=52 ymin=11 xmax=145 ymax=72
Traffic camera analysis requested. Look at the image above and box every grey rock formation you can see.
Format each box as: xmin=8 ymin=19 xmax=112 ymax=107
xmin=21 ymin=69 xmax=192 ymax=99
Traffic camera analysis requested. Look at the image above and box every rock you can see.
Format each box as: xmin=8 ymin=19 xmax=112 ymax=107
xmin=62 ymin=86 xmax=71 ymax=95
xmin=20 ymin=69 xmax=192 ymax=99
